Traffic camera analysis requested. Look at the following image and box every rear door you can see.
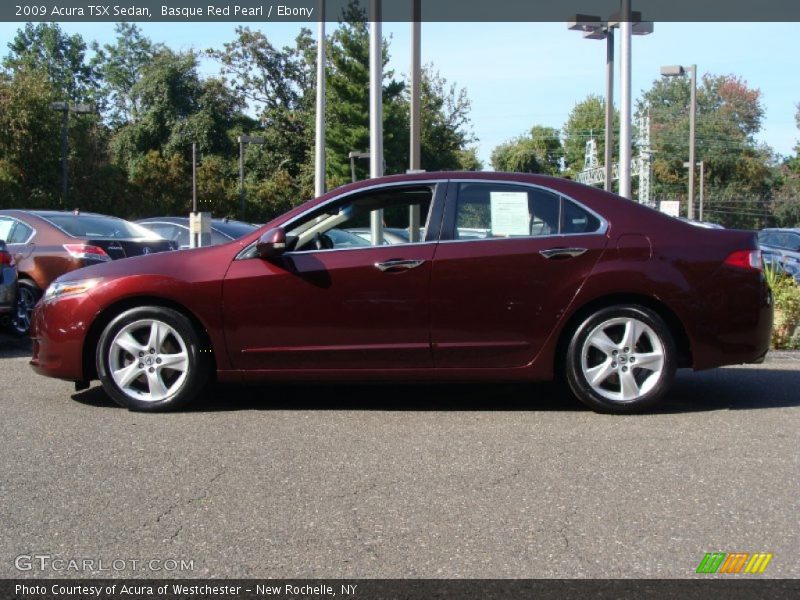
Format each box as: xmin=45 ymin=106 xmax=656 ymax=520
xmin=430 ymin=181 xmax=609 ymax=368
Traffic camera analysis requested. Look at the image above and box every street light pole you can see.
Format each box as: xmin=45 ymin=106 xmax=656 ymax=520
xmin=568 ymin=9 xmax=651 ymax=196
xmin=661 ymin=64 xmax=698 ymax=219
xmin=369 ymin=0 xmax=384 ymax=246
xmin=619 ymin=0 xmax=632 ymax=199
xmin=314 ymin=0 xmax=326 ymax=198
xmin=688 ymin=64 xmax=697 ymax=220
xmin=49 ymin=102 xmax=94 ymax=206
xmin=604 ymin=28 xmax=614 ymax=192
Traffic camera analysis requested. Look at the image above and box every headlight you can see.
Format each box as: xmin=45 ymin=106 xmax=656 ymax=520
xmin=43 ymin=278 xmax=102 ymax=302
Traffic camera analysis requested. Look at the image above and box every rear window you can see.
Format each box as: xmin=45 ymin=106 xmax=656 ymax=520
xmin=41 ymin=214 xmax=160 ymax=239
xmin=214 ymin=221 xmax=257 ymax=239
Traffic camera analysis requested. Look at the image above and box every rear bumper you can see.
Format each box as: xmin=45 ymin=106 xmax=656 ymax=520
xmin=30 ymin=293 xmax=101 ymax=382
xmin=691 ymin=275 xmax=773 ymax=370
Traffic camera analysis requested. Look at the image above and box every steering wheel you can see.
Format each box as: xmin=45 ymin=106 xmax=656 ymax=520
xmin=313 ymin=232 xmax=334 ymax=250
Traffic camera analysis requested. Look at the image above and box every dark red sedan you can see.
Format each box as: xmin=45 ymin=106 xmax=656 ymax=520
xmin=30 ymin=172 xmax=772 ymax=413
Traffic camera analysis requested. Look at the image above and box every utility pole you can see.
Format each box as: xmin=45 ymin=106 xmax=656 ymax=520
xmin=314 ymin=0 xmax=326 ymax=198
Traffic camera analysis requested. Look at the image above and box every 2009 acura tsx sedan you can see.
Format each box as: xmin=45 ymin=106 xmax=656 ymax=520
xmin=30 ymin=172 xmax=772 ymax=413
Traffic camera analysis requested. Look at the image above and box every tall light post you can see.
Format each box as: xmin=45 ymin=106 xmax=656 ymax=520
xmin=409 ymin=0 xmax=422 ymax=241
xmin=369 ymin=0 xmax=384 ymax=245
xmin=314 ymin=0 xmax=326 ymax=198
xmin=661 ymin=64 xmax=697 ymax=219
xmin=237 ymin=135 xmax=265 ymax=220
xmin=49 ymin=102 xmax=94 ymax=205
xmin=568 ymin=9 xmax=652 ymax=196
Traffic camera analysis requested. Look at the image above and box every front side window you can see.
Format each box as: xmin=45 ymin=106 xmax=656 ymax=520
xmin=454 ymin=183 xmax=600 ymax=240
xmin=286 ymin=186 xmax=434 ymax=252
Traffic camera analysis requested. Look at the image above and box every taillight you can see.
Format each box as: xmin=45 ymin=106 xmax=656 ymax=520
xmin=0 ymin=251 xmax=12 ymax=266
xmin=63 ymin=244 xmax=111 ymax=262
xmin=724 ymin=249 xmax=763 ymax=271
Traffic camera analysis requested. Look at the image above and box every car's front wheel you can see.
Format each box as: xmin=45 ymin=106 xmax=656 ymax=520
xmin=565 ymin=305 xmax=676 ymax=413
xmin=96 ymin=306 xmax=209 ymax=411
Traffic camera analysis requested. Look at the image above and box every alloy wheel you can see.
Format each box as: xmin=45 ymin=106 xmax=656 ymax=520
xmin=108 ymin=318 xmax=189 ymax=402
xmin=579 ymin=316 xmax=665 ymax=403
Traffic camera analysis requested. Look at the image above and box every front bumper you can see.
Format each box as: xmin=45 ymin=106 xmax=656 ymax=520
xmin=30 ymin=293 xmax=102 ymax=382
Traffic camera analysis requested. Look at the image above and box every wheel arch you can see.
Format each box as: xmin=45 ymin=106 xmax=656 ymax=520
xmin=82 ymin=296 xmax=217 ymax=382
xmin=554 ymin=293 xmax=693 ymax=378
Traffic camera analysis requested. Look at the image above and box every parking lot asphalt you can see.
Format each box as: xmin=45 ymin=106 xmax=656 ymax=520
xmin=1 ymin=332 xmax=798 ymax=579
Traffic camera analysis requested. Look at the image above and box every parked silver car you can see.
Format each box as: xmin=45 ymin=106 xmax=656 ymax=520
xmin=758 ymin=228 xmax=800 ymax=268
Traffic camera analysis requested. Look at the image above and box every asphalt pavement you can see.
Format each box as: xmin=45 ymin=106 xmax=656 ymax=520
xmin=1 ymin=332 xmax=798 ymax=578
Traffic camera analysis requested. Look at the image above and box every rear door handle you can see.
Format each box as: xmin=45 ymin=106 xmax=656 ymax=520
xmin=539 ymin=247 xmax=588 ymax=259
xmin=374 ymin=259 xmax=426 ymax=272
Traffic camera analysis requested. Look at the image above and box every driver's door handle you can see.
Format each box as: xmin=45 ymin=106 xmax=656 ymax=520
xmin=539 ymin=247 xmax=588 ymax=259
xmin=374 ymin=259 xmax=426 ymax=272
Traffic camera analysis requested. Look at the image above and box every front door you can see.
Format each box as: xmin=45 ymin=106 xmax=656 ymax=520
xmin=223 ymin=183 xmax=445 ymax=371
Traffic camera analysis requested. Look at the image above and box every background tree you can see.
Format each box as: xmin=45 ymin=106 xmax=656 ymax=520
xmin=91 ymin=23 xmax=162 ymax=126
xmin=561 ymin=94 xmax=619 ymax=175
xmin=4 ymin=23 xmax=97 ymax=103
xmin=640 ymin=72 xmax=771 ymax=227
xmin=491 ymin=125 xmax=562 ymax=174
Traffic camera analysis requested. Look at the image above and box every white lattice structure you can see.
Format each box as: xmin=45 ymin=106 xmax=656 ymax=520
xmin=576 ymin=113 xmax=652 ymax=206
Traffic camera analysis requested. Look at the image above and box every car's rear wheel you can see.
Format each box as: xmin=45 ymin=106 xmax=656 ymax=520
xmin=96 ymin=306 xmax=209 ymax=411
xmin=10 ymin=279 xmax=40 ymax=336
xmin=565 ymin=305 xmax=676 ymax=413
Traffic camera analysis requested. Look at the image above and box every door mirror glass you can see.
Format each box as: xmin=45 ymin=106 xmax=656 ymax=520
xmin=256 ymin=227 xmax=287 ymax=258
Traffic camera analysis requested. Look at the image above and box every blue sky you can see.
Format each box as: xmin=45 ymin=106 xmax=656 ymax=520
xmin=1 ymin=20 xmax=797 ymax=167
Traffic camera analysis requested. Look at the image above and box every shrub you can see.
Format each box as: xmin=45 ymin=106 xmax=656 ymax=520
xmin=765 ymin=265 xmax=800 ymax=349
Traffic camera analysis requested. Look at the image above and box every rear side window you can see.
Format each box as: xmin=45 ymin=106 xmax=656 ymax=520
xmin=8 ymin=221 xmax=33 ymax=243
xmin=454 ymin=183 xmax=601 ymax=239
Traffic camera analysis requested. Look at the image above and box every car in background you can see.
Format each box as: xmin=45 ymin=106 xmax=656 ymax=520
xmin=676 ymin=217 xmax=724 ymax=229
xmin=0 ymin=240 xmax=19 ymax=332
xmin=347 ymin=227 xmax=412 ymax=245
xmin=136 ymin=217 xmax=257 ymax=249
xmin=758 ymin=228 xmax=800 ymax=268
xmin=0 ymin=210 xmax=177 ymax=334
xmin=30 ymin=172 xmax=771 ymax=415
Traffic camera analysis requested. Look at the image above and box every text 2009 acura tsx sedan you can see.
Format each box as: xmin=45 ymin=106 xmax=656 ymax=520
xmin=30 ymin=172 xmax=772 ymax=413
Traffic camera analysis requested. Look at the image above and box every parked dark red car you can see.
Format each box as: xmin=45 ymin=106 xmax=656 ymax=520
xmin=0 ymin=210 xmax=177 ymax=334
xmin=30 ymin=173 xmax=772 ymax=413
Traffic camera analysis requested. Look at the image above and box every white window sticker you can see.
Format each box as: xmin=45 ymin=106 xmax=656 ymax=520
xmin=490 ymin=191 xmax=529 ymax=236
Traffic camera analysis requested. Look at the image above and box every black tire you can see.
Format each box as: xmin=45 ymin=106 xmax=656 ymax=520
xmin=565 ymin=305 xmax=677 ymax=414
xmin=96 ymin=306 xmax=210 ymax=411
xmin=10 ymin=279 xmax=40 ymax=336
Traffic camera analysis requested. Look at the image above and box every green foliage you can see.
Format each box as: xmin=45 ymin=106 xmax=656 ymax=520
xmin=491 ymin=125 xmax=562 ymax=175
xmin=640 ymin=73 xmax=771 ymax=227
xmin=4 ymin=23 xmax=97 ymax=102
xmin=764 ymin=266 xmax=800 ymax=349
xmin=0 ymin=20 xmax=476 ymax=222
xmin=91 ymin=23 xmax=162 ymax=126
xmin=562 ymin=94 xmax=618 ymax=175
xmin=0 ymin=70 xmax=60 ymax=202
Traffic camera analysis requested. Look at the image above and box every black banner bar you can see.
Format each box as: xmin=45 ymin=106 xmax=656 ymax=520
xmin=4 ymin=0 xmax=800 ymax=22
xmin=3 ymin=579 xmax=800 ymax=600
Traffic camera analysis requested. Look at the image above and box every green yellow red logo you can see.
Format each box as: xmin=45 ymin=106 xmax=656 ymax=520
xmin=696 ymin=552 xmax=773 ymax=574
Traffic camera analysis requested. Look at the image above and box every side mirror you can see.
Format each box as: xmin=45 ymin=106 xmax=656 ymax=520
xmin=256 ymin=227 xmax=287 ymax=258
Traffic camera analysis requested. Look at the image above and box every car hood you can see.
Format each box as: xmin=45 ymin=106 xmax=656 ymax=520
xmin=53 ymin=244 xmax=231 ymax=285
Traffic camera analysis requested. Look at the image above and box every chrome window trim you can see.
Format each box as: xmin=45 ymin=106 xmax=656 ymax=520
xmin=0 ymin=215 xmax=37 ymax=244
xmin=235 ymin=177 xmax=608 ymax=260
xmin=236 ymin=178 xmax=445 ymax=260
